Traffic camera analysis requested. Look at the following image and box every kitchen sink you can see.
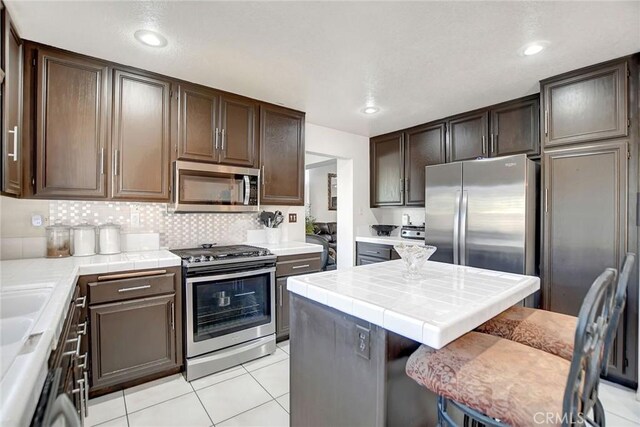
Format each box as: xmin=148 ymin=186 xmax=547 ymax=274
xmin=0 ymin=317 xmax=33 ymax=346
xmin=0 ymin=288 xmax=53 ymax=380
xmin=0 ymin=290 xmax=51 ymax=320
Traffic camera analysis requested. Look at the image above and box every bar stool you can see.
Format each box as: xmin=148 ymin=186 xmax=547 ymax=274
xmin=406 ymin=267 xmax=617 ymax=427
xmin=476 ymin=253 xmax=635 ymax=366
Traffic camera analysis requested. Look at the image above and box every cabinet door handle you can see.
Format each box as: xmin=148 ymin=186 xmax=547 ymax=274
xmin=77 ymin=321 xmax=88 ymax=336
xmin=64 ymin=335 xmax=82 ymax=357
xmin=490 ymin=134 xmax=495 ymax=153
xmin=544 ymin=187 xmax=549 ymax=213
xmin=77 ymin=352 xmax=88 ymax=369
xmin=482 ymin=135 xmax=486 ymax=154
xmin=279 ymin=285 xmax=283 ymax=307
xmin=544 ymin=110 xmax=549 ymax=136
xmin=366 ymin=251 xmax=380 ymax=255
xmin=117 ymin=284 xmax=151 ymax=293
xmin=291 ymin=264 xmax=310 ymax=269
xmin=406 ymin=178 xmax=410 ymax=194
xmin=113 ymin=149 xmax=120 ymax=176
xmin=100 ymin=148 xmax=105 ymax=174
xmin=221 ymin=129 xmax=226 ymax=150
xmin=76 ymin=296 xmax=87 ymax=309
xmin=261 ymin=166 xmax=266 ymax=187
xmin=170 ymin=302 xmax=175 ymax=330
xmin=215 ymin=128 xmax=220 ymax=150
xmin=7 ymin=126 xmax=18 ymax=162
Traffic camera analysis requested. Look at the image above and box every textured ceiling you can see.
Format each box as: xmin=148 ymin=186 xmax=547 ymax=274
xmin=6 ymin=1 xmax=640 ymax=137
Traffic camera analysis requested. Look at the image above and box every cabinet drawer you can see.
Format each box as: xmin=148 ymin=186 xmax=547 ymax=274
xmin=356 ymin=242 xmax=392 ymax=260
xmin=88 ymin=271 xmax=175 ymax=305
xmin=276 ymin=255 xmax=322 ymax=277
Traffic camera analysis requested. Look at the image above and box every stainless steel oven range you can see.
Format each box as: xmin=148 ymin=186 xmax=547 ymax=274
xmin=171 ymin=245 xmax=277 ymax=381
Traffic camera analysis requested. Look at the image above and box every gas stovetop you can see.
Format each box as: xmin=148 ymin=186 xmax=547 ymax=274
xmin=171 ymin=244 xmax=275 ymax=268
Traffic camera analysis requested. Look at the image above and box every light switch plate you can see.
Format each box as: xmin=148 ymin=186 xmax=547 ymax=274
xmin=289 ymin=213 xmax=297 ymax=223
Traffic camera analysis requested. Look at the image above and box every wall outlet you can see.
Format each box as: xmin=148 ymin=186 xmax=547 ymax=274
xmin=288 ymin=213 xmax=297 ymax=223
xmin=31 ymin=214 xmax=44 ymax=227
xmin=355 ymin=325 xmax=370 ymax=360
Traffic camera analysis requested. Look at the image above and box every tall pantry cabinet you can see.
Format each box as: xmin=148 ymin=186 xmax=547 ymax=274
xmin=541 ymin=55 xmax=638 ymax=387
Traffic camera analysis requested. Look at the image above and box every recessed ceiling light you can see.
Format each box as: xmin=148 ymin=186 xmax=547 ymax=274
xmin=362 ymin=106 xmax=379 ymax=115
xmin=134 ymin=29 xmax=168 ymax=48
xmin=522 ymin=43 xmax=545 ymax=56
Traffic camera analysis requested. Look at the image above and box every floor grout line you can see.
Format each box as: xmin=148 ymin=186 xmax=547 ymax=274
xmin=192 ymin=385 xmax=216 ymax=427
xmin=121 ymin=390 xmax=130 ymax=427
xmin=245 ymin=360 xmax=289 ymax=401
xmin=124 ymin=390 xmax=194 ymax=416
xmin=214 ymin=399 xmax=280 ymax=425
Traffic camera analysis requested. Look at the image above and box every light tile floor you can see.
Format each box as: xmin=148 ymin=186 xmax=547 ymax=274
xmin=86 ymin=340 xmax=640 ymax=427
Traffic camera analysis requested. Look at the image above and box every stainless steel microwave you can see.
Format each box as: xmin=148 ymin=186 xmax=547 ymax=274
xmin=171 ymin=161 xmax=259 ymax=213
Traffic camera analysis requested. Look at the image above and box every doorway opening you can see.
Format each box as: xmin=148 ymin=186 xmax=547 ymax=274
xmin=305 ymin=153 xmax=339 ymax=270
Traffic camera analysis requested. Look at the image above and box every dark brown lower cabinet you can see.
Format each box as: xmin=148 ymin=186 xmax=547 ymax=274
xmin=356 ymin=242 xmax=400 ymax=265
xmin=275 ymin=253 xmax=322 ymax=341
xmin=90 ymin=294 xmax=177 ymax=390
xmin=276 ymin=277 xmax=290 ymax=339
xmin=79 ymin=267 xmax=182 ymax=396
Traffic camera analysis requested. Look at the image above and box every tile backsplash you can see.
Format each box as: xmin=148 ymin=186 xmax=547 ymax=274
xmin=49 ymin=200 xmax=262 ymax=248
xmin=1 ymin=197 xmax=304 ymax=259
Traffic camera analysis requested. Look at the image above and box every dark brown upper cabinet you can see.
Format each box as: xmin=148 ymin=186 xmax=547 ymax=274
xmin=490 ymin=95 xmax=540 ymax=157
xmin=112 ymin=69 xmax=171 ymax=201
xmin=370 ymin=132 xmax=404 ymax=207
xmin=35 ymin=47 xmax=110 ymax=198
xmin=177 ymin=85 xmax=257 ymax=167
xmin=219 ymin=95 xmax=257 ymax=167
xmin=447 ymin=110 xmax=489 ymax=162
xmin=260 ymin=104 xmax=305 ymax=205
xmin=404 ymin=123 xmax=446 ymax=206
xmin=542 ymin=60 xmax=628 ymax=148
xmin=177 ymin=83 xmax=218 ymax=163
xmin=2 ymin=9 xmax=22 ymax=196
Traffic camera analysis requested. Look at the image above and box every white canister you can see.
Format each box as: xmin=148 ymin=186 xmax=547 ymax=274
xmin=73 ymin=222 xmax=96 ymax=257
xmin=265 ymin=227 xmax=281 ymax=244
xmin=99 ymin=223 xmax=121 ymax=254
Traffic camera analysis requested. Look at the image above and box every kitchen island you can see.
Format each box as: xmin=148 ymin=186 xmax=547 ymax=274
xmin=287 ymin=260 xmax=539 ymax=426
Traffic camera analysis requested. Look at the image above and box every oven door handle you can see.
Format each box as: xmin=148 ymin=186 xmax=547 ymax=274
xmin=186 ymin=267 xmax=276 ymax=284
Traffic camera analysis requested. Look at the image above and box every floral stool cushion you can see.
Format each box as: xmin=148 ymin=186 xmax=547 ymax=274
xmin=475 ymin=306 xmax=577 ymax=361
xmin=406 ymin=332 xmax=569 ymax=427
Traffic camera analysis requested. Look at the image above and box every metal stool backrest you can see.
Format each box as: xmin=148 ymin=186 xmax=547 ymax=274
xmin=601 ymin=253 xmax=636 ymax=375
xmin=562 ymin=268 xmax=617 ymax=427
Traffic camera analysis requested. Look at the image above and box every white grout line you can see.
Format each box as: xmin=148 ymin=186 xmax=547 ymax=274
xmin=214 ymin=399 xmax=283 ymax=425
xmin=192 ymin=387 xmax=216 ymax=427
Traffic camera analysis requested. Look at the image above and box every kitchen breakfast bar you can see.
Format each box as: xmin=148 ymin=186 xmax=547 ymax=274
xmin=286 ymin=260 xmax=539 ymax=426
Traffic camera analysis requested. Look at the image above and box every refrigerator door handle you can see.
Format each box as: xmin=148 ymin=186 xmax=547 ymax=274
xmin=453 ymin=190 xmax=461 ymax=265
xmin=460 ymin=191 xmax=469 ymax=265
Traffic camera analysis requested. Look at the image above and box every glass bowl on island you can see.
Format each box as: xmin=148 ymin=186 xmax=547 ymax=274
xmin=393 ymin=243 xmax=437 ymax=279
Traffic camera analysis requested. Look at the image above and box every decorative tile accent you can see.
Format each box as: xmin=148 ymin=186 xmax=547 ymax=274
xmin=49 ymin=200 xmax=261 ymax=249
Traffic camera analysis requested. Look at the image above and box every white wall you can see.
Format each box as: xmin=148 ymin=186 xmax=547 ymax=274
xmin=306 ymin=161 xmax=337 ymax=223
xmin=305 ymin=122 xmax=377 ymax=267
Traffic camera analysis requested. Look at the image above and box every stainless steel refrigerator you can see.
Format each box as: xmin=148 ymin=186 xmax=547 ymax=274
xmin=425 ymin=154 xmax=538 ymax=276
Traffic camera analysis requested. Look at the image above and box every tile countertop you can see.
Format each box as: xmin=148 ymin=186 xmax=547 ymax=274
xmin=356 ymin=235 xmax=424 ymax=246
xmin=0 ymin=250 xmax=181 ymax=427
xmin=287 ymin=260 xmax=539 ymax=349
xmin=252 ymin=241 xmax=323 ymax=257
